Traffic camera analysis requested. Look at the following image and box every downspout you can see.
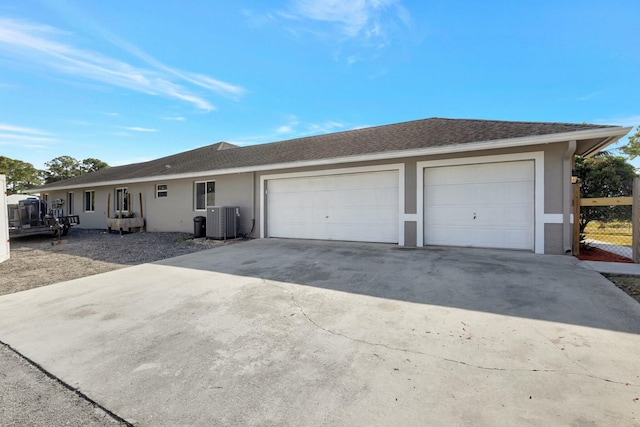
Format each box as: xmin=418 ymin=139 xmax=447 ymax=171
xmin=246 ymin=171 xmax=256 ymax=238
xmin=563 ymin=140 xmax=577 ymax=253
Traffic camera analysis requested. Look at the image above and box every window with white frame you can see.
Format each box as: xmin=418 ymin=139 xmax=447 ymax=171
xmin=194 ymin=181 xmax=215 ymax=210
xmin=156 ymin=184 xmax=168 ymax=198
xmin=115 ymin=187 xmax=129 ymax=212
xmin=84 ymin=190 xmax=95 ymax=212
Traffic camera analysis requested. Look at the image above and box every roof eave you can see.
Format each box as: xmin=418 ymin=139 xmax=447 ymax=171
xmin=36 ymin=126 xmax=632 ymax=192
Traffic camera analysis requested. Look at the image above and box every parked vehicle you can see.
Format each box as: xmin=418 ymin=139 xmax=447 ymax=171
xmin=7 ymin=195 xmax=79 ymax=238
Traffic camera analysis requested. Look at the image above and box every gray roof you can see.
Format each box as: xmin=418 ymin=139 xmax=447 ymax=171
xmin=38 ymin=117 xmax=621 ymax=190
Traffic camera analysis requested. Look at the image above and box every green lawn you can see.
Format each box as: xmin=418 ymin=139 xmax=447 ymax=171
xmin=584 ymin=222 xmax=632 ymax=247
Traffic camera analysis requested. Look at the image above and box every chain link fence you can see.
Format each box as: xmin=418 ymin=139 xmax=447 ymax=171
xmin=581 ymin=205 xmax=633 ymax=262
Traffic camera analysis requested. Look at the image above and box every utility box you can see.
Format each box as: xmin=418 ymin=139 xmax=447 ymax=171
xmin=206 ymin=206 xmax=240 ymax=240
xmin=0 ymin=175 xmax=9 ymax=264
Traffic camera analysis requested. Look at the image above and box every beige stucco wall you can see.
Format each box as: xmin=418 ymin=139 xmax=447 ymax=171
xmin=544 ymin=223 xmax=565 ymax=254
xmin=253 ymin=140 xmax=574 ymax=253
xmin=45 ymin=173 xmax=255 ymax=235
xmin=44 ymin=140 xmax=575 ymax=254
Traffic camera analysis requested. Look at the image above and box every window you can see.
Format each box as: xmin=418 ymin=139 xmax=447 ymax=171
xmin=195 ymin=181 xmax=215 ymax=210
xmin=84 ymin=190 xmax=95 ymax=212
xmin=115 ymin=187 xmax=129 ymax=212
xmin=156 ymin=184 xmax=168 ymax=198
xmin=68 ymin=192 xmax=74 ymax=215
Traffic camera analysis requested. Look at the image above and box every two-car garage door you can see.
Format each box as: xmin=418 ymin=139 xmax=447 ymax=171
xmin=423 ymin=161 xmax=534 ymax=250
xmin=266 ymin=170 xmax=399 ymax=243
xmin=263 ymin=160 xmax=535 ymax=250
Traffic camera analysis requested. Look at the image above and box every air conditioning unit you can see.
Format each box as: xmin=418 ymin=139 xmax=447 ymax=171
xmin=206 ymin=206 xmax=240 ymax=239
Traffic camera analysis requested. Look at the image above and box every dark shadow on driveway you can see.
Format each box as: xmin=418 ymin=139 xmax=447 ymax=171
xmin=154 ymin=239 xmax=640 ymax=334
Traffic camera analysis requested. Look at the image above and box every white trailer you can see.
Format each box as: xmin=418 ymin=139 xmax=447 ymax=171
xmin=0 ymin=175 xmax=9 ymax=263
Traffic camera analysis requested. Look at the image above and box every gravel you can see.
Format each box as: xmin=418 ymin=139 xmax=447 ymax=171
xmin=0 ymin=229 xmax=236 ymax=296
xmin=0 ymin=343 xmax=126 ymax=427
xmin=0 ymin=229 xmax=242 ymax=426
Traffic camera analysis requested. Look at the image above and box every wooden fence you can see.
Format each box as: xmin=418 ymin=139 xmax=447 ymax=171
xmin=573 ymin=176 xmax=640 ymax=262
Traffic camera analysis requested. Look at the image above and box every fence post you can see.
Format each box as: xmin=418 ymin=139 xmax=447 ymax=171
xmin=572 ymin=182 xmax=580 ymax=256
xmin=633 ymin=176 xmax=640 ymax=263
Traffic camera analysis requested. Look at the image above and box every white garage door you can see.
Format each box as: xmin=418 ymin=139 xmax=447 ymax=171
xmin=424 ymin=161 xmax=534 ymax=250
xmin=267 ymin=170 xmax=399 ymax=243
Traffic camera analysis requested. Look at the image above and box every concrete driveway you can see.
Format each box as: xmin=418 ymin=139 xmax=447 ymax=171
xmin=0 ymin=239 xmax=639 ymax=426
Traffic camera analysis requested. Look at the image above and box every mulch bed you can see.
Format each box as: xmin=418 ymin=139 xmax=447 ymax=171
xmin=575 ymin=246 xmax=634 ymax=263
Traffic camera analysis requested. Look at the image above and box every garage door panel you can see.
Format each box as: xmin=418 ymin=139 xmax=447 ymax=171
xmin=426 ymin=185 xmax=474 ymax=206
xmin=476 ymin=229 xmax=504 ymax=246
xmin=426 ymin=206 xmax=469 ymax=225
xmin=504 ymin=182 xmax=534 ymax=202
xmin=268 ymin=170 xmax=399 ymax=243
xmin=476 ymin=183 xmax=505 ymax=203
xmin=477 ymin=163 xmax=506 ymax=181
xmin=474 ymin=206 xmax=505 ymax=224
xmin=424 ymin=161 xmax=534 ymax=250
xmin=504 ymin=229 xmax=533 ymax=248
xmin=504 ymin=206 xmax=534 ymax=225
xmin=424 ymin=226 xmax=466 ymax=246
xmin=502 ymin=162 xmax=533 ymax=180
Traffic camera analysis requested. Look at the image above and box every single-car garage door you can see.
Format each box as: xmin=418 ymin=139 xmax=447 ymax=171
xmin=267 ymin=170 xmax=399 ymax=243
xmin=424 ymin=161 xmax=534 ymax=250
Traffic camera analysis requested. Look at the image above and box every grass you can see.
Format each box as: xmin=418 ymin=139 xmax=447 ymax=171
xmin=174 ymin=235 xmax=194 ymax=244
xmin=584 ymin=221 xmax=632 ymax=247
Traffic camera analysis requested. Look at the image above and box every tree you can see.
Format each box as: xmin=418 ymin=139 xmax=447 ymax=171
xmin=575 ymin=153 xmax=636 ymax=233
xmin=619 ymin=126 xmax=640 ymax=159
xmin=81 ymin=158 xmax=109 ymax=174
xmin=42 ymin=156 xmax=80 ymax=183
xmin=0 ymin=156 xmax=41 ymax=194
xmin=42 ymin=155 xmax=109 ymax=183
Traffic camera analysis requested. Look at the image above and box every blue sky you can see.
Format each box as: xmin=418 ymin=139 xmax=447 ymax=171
xmin=0 ymin=0 xmax=639 ymax=169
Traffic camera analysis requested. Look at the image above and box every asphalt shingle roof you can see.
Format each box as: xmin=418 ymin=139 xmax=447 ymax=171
xmin=39 ymin=117 xmax=618 ymax=189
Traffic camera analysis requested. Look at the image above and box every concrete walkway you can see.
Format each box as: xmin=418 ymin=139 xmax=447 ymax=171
xmin=580 ymin=260 xmax=640 ymax=275
xmin=0 ymin=240 xmax=639 ymax=426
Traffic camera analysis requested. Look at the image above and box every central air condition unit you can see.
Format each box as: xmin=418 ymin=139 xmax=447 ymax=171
xmin=206 ymin=206 xmax=240 ymax=239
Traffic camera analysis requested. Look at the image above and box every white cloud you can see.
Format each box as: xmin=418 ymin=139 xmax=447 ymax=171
xmin=231 ymin=116 xmax=351 ymax=145
xmin=0 ymin=18 xmax=246 ymax=111
xmin=276 ymin=115 xmax=300 ymax=134
xmin=123 ymin=126 xmax=157 ymax=132
xmin=280 ymin=0 xmax=411 ymax=49
xmin=0 ymin=133 xmax=56 ymax=142
xmin=292 ymin=0 xmax=371 ymax=37
xmin=277 ymin=125 xmax=295 ymax=134
xmin=0 ymin=123 xmax=56 ymax=147
xmin=578 ymin=91 xmax=604 ymax=101
xmin=162 ymin=116 xmax=186 ymax=121
xmin=0 ymin=123 xmax=49 ymax=135
xmin=593 ymin=116 xmax=640 ymax=127
xmin=307 ymin=120 xmax=344 ymax=133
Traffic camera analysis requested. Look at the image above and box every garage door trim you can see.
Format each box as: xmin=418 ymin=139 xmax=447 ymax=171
xmin=260 ymin=163 xmax=405 ymax=244
xmin=416 ymin=152 xmax=545 ymax=253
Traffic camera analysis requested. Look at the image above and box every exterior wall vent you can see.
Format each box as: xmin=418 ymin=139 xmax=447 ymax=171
xmin=206 ymin=206 xmax=240 ymax=239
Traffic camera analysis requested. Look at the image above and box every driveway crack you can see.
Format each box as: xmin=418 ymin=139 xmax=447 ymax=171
xmin=264 ymin=280 xmax=638 ymax=387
